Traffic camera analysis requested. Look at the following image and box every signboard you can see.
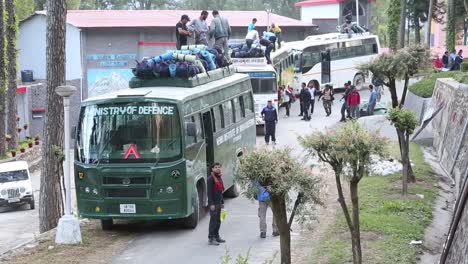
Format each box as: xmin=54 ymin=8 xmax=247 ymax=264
xmin=231 ymin=57 xmax=268 ymax=66
xmin=246 ymin=72 xmax=276 ymax=79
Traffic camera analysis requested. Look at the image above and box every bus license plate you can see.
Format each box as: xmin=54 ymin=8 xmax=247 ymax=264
xmin=120 ymin=204 xmax=136 ymax=214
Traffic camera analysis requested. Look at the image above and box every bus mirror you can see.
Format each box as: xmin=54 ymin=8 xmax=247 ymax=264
xmin=71 ymin=126 xmax=76 ymax=140
xmin=186 ymin=123 xmax=197 ymax=137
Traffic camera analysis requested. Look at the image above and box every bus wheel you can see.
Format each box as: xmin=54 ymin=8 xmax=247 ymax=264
xmin=353 ymin=73 xmax=365 ymax=90
xmin=101 ymin=219 xmax=113 ymax=230
xmin=184 ymin=188 xmax=200 ymax=229
xmin=224 ymin=183 xmax=240 ymax=198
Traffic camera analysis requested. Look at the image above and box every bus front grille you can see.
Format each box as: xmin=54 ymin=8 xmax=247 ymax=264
xmin=103 ymin=176 xmax=150 ymax=185
xmin=106 ymin=188 xmax=148 ymax=198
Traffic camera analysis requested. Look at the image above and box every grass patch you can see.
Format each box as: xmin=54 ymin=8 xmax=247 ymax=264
xmin=309 ymin=142 xmax=438 ymax=264
xmin=409 ymin=71 xmax=468 ymax=98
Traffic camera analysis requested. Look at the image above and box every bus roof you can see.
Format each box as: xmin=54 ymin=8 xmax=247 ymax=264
xmin=235 ymin=64 xmax=275 ymax=73
xmin=82 ymin=73 xmax=250 ymax=105
xmin=291 ymin=33 xmax=379 ymax=51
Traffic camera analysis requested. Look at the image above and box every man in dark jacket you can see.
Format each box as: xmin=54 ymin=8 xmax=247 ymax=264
xmin=340 ymin=82 xmax=352 ymax=122
xmin=259 ymin=37 xmax=274 ymax=64
xmin=261 ymin=100 xmax=278 ymax=145
xmin=207 ymin=162 xmax=225 ymax=246
xmin=300 ymin=84 xmax=311 ymax=121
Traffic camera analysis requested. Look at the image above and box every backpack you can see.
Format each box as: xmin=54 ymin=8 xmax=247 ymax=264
xmin=133 ymin=59 xmax=155 ymax=79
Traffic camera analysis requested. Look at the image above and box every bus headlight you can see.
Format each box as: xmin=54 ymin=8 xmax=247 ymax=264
xmin=85 ymin=187 xmax=90 ymax=193
xmin=0 ymin=189 xmax=6 ymax=196
xmin=92 ymin=188 xmax=99 ymax=195
xmin=166 ymin=187 xmax=174 ymax=194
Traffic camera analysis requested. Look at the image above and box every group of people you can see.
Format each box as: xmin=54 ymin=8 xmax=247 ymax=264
xmin=245 ymin=18 xmax=283 ymax=64
xmin=176 ymin=10 xmax=231 ymax=58
xmin=207 ymin=162 xmax=278 ymax=246
xmin=297 ymin=80 xmax=335 ymax=121
xmin=435 ymin=49 xmax=464 ymax=71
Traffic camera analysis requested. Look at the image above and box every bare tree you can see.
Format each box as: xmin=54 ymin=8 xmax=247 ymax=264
xmin=39 ymin=0 xmax=66 ymax=233
xmin=399 ymin=0 xmax=407 ymax=48
xmin=0 ymin=0 xmax=6 ymax=158
xmin=6 ymin=0 xmax=18 ymax=150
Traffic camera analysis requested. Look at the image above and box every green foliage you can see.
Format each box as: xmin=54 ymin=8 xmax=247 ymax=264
xmin=409 ymin=71 xmax=468 ymax=98
xmin=299 ymin=121 xmax=389 ymax=178
xmin=310 ymin=143 xmax=438 ymax=264
xmin=359 ymin=45 xmax=430 ymax=85
xmin=388 ymin=108 xmax=418 ymax=135
xmin=386 ymin=0 xmax=401 ymax=51
xmin=235 ymin=147 xmax=322 ymax=223
xmin=67 ymin=0 xmax=81 ymax=9
xmin=461 ymin=62 xmax=468 ymax=72
xmin=15 ymin=0 xmax=34 ymax=21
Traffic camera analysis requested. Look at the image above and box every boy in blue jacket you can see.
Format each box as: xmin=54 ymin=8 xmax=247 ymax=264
xmin=255 ymin=183 xmax=279 ymax=238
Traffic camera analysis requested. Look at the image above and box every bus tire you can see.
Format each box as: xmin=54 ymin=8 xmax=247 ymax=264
xmin=224 ymin=182 xmax=240 ymax=198
xmin=101 ymin=219 xmax=113 ymax=230
xmin=184 ymin=188 xmax=200 ymax=229
xmin=353 ymin=73 xmax=365 ymax=90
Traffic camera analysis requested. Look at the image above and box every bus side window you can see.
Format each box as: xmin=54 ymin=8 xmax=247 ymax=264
xmin=238 ymin=96 xmax=246 ymax=118
xmin=210 ymin=108 xmax=216 ymax=132
xmin=232 ymin=99 xmax=240 ymax=123
xmin=185 ymin=116 xmax=196 ymax=146
xmin=243 ymin=93 xmax=254 ymax=115
xmin=212 ymin=105 xmax=223 ymax=130
xmin=223 ymin=101 xmax=233 ymax=127
xmin=198 ymin=113 xmax=204 ymax=139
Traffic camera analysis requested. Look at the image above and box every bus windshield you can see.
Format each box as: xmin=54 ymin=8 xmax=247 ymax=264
xmin=76 ymin=102 xmax=182 ymax=164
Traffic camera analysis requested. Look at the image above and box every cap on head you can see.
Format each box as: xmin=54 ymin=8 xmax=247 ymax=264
xmin=181 ymin=14 xmax=190 ymax=21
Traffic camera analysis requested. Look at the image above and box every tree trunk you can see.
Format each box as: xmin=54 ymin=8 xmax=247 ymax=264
xmin=389 ymin=79 xmax=399 ymax=108
xmin=397 ymin=129 xmax=409 ymax=196
xmin=414 ymin=16 xmax=421 ymax=44
xmin=6 ymin=0 xmax=18 ymax=150
xmin=399 ymin=0 xmax=407 ymax=48
xmin=350 ymin=181 xmax=362 ymax=264
xmin=39 ymin=0 xmax=66 ymax=233
xmin=0 ymin=0 xmax=6 ymax=157
xmin=271 ymin=194 xmax=291 ymax=264
xmin=446 ymin=0 xmax=456 ymax=52
xmin=426 ymin=0 xmax=434 ymax=46
xmin=399 ymin=75 xmax=410 ymax=108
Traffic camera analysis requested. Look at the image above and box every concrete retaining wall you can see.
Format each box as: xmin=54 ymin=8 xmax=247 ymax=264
xmin=404 ymin=90 xmax=432 ymax=125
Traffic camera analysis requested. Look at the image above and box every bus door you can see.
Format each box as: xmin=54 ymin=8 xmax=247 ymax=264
xmin=202 ymin=111 xmax=214 ymax=171
xmin=321 ymin=50 xmax=331 ymax=84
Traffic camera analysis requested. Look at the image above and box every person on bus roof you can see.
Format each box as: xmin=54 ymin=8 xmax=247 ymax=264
xmin=188 ymin=11 xmax=209 ymax=46
xmin=270 ymin=23 xmax=282 ymax=49
xmin=263 ymin=31 xmax=277 ymax=52
xmin=261 ymin=100 xmax=278 ymax=145
xmin=259 ymin=37 xmax=274 ymax=64
xmin=176 ymin=15 xmax=192 ymax=50
xmin=207 ymin=162 xmax=225 ymax=246
xmin=245 ymin=27 xmax=259 ymax=49
xmin=247 ymin=18 xmax=257 ymax=32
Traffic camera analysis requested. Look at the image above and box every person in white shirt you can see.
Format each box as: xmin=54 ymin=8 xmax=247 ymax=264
xmin=245 ymin=28 xmax=259 ymax=49
xmin=307 ymin=81 xmax=316 ymax=116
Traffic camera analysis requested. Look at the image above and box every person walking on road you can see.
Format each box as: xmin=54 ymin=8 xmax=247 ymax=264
xmin=207 ymin=162 xmax=226 ymax=246
xmin=300 ymin=83 xmax=311 ymax=121
xmin=307 ymin=81 xmax=316 ymax=116
xmin=298 ymin=82 xmax=306 ymax=117
xmin=210 ymin=10 xmax=231 ymax=59
xmin=347 ymin=85 xmax=361 ymax=119
xmin=247 ymin=18 xmax=257 ymax=32
xmin=255 ymin=182 xmax=279 ymax=238
xmin=320 ymin=84 xmax=334 ymax=117
xmin=261 ymin=100 xmax=278 ymax=145
xmin=367 ymin=84 xmax=377 ymax=116
xmin=340 ymin=82 xmax=352 ymax=122
xmin=176 ymin=15 xmax=192 ymax=50
xmin=282 ymin=85 xmax=293 ymax=117
xmin=188 ymin=11 xmax=209 ymax=46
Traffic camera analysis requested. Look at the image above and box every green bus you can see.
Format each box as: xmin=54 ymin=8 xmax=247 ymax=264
xmin=74 ymin=71 xmax=256 ymax=229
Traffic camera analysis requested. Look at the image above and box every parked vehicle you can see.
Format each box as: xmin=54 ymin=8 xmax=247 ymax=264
xmin=0 ymin=161 xmax=35 ymax=209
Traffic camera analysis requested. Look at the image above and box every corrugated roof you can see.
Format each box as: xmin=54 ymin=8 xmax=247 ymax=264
xmin=294 ymin=0 xmax=375 ymax=7
xmin=33 ymin=10 xmax=314 ymax=28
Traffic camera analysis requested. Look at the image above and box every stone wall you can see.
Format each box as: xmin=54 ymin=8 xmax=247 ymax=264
xmin=404 ymin=90 xmax=432 ymax=125
xmin=445 ymin=197 xmax=468 ymax=264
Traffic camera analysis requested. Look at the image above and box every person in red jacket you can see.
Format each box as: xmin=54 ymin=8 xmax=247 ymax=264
xmin=346 ymin=85 xmax=361 ymax=119
xmin=434 ymin=55 xmax=443 ymax=69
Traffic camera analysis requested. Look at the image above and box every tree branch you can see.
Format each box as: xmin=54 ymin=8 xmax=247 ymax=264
xmin=288 ymin=192 xmax=303 ymax=228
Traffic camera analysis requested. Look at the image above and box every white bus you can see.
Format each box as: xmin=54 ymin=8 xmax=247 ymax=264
xmin=291 ymin=32 xmax=380 ymax=94
xmin=232 ymin=58 xmax=277 ymax=132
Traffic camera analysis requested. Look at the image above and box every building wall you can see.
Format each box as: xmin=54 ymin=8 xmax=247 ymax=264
xmin=81 ymin=26 xmax=312 ymax=99
xmin=18 ymin=15 xmax=82 ymax=81
xmin=300 ymin=4 xmax=340 ymax=23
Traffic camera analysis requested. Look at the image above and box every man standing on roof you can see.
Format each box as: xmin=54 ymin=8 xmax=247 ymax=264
xmin=259 ymin=36 xmax=274 ymax=64
xmin=210 ymin=10 xmax=232 ymax=59
xmin=248 ymin=18 xmax=257 ymax=32
xmin=245 ymin=27 xmax=259 ymax=49
xmin=263 ymin=31 xmax=277 ymax=52
xmin=270 ymin=23 xmax=282 ymax=49
xmin=188 ymin=10 xmax=209 ymax=46
xmin=176 ymin=14 xmax=192 ymax=50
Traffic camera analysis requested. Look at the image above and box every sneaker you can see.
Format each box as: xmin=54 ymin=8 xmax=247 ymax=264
xmin=208 ymin=239 xmax=220 ymax=246
xmin=260 ymin=232 xmax=266 ymax=238
xmin=339 ymin=118 xmax=346 ymax=122
xmin=298 ymin=114 xmax=303 ymax=117
xmin=216 ymin=237 xmax=226 ymax=243
xmin=272 ymin=231 xmax=280 ymax=237
xmin=272 ymin=141 xmax=277 ymax=145
xmin=266 ymin=142 xmax=270 ymax=145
